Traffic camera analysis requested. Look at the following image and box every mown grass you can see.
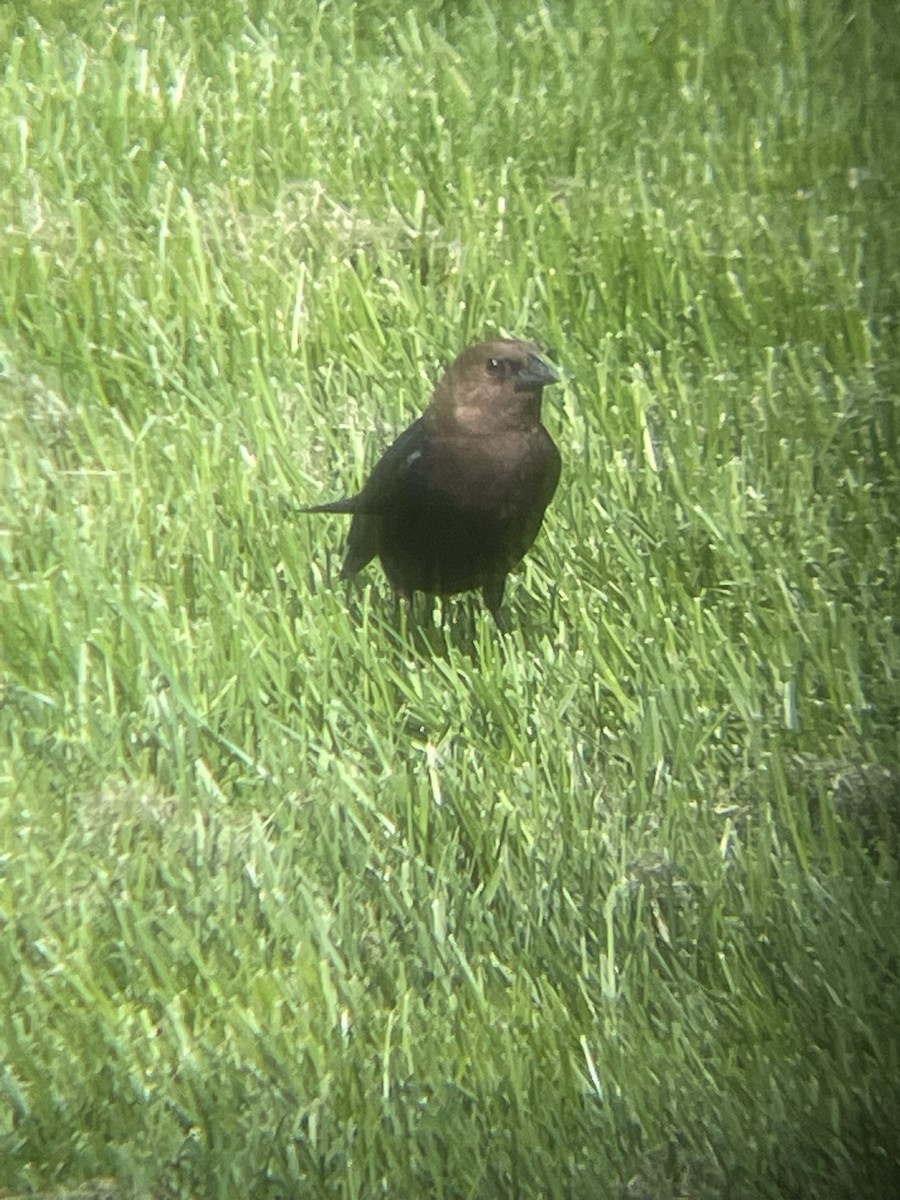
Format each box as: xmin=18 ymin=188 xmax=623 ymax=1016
xmin=1 ymin=0 xmax=899 ymax=1197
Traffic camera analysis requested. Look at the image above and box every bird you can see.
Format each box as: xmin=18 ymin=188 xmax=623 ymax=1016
xmin=300 ymin=338 xmax=561 ymax=621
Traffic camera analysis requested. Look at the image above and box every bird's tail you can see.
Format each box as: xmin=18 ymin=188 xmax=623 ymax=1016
xmin=296 ymin=497 xmax=358 ymax=514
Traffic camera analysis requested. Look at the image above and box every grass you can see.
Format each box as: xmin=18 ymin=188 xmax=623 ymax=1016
xmin=1 ymin=0 xmax=899 ymax=1196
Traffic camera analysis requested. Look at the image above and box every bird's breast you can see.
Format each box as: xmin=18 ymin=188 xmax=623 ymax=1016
xmin=424 ymin=430 xmax=557 ymax=512
xmin=374 ymin=426 xmax=559 ymax=597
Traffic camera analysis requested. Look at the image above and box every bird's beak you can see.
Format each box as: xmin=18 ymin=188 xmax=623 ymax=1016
xmin=515 ymin=353 xmax=561 ymax=391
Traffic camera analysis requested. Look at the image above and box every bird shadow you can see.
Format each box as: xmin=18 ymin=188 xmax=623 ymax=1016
xmin=362 ymin=591 xmax=488 ymax=662
xmin=351 ymin=582 xmax=557 ymax=667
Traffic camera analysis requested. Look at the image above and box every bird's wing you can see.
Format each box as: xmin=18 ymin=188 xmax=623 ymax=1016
xmin=299 ymin=419 xmax=426 ymax=514
xmin=337 ymin=418 xmax=428 ymax=580
xmin=351 ymin=417 xmax=428 ymax=513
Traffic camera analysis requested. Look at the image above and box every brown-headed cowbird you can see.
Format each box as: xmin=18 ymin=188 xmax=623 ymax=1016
xmin=301 ymin=338 xmax=561 ymax=620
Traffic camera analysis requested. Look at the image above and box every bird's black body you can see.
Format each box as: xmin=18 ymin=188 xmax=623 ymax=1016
xmin=302 ymin=339 xmax=561 ymax=620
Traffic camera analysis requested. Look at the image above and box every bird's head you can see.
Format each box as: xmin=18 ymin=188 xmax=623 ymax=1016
xmin=428 ymin=339 xmax=560 ymax=435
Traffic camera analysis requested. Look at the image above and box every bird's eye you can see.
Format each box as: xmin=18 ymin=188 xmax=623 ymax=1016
xmin=486 ymin=358 xmax=501 ymax=374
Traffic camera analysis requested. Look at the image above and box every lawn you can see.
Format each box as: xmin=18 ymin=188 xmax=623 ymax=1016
xmin=1 ymin=1 xmax=899 ymax=1197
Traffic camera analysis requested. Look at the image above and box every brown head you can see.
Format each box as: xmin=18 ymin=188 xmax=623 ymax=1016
xmin=425 ymin=338 xmax=560 ymax=435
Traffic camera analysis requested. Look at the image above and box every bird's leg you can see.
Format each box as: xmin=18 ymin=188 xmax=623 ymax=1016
xmin=482 ymin=575 xmax=508 ymax=629
xmin=394 ymin=586 xmax=416 ymax=631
